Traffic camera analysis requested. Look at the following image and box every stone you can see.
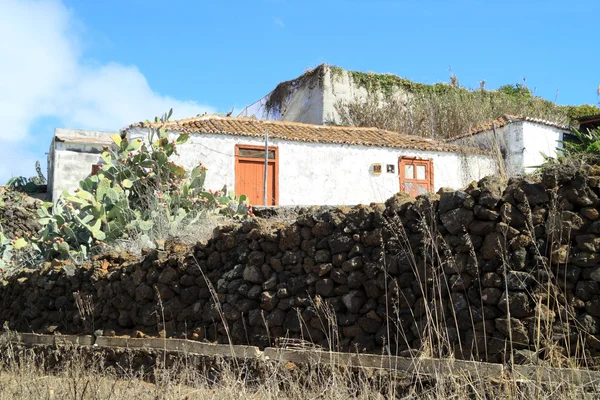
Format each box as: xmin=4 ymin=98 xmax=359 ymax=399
xmin=577 ymin=314 xmax=600 ymax=334
xmin=478 ymin=176 xmax=504 ymax=208
xmin=247 ymin=251 xmax=265 ymax=266
xmin=331 ymin=268 xmax=348 ymax=285
xmin=572 ymin=252 xmax=600 ymax=267
xmin=438 ymin=190 xmax=467 ymax=214
xmin=247 ymin=284 xmax=263 ymax=299
xmin=158 ymin=267 xmax=178 ymax=284
xmin=279 ymin=226 xmax=301 ymax=251
xmin=550 ymin=245 xmax=570 ymax=265
xmin=266 ymin=309 xmax=286 ymax=327
xmin=243 ymin=265 xmax=264 ymax=284
xmin=582 ymin=207 xmax=600 ymax=221
xmin=474 ymin=205 xmax=500 ymax=221
xmin=518 ymin=181 xmax=549 ymax=206
xmin=347 ymin=271 xmax=366 ymax=289
xmin=468 ymin=220 xmax=497 ymax=236
xmin=363 ymin=279 xmax=381 ymax=298
xmin=560 ymin=211 xmax=585 ymax=234
xmin=315 ymin=279 xmax=334 ymax=297
xmin=481 ymin=272 xmax=502 ymax=288
xmin=451 ymin=292 xmax=469 ymax=313
xmin=312 ymin=221 xmax=333 ymax=237
xmin=576 ymin=234 xmax=600 ymax=252
xmin=342 ymin=290 xmax=365 ymax=314
xmin=261 ymin=291 xmax=279 ymax=311
xmin=576 ymin=280 xmax=600 ymax=301
xmin=481 ymin=288 xmax=502 ymax=306
xmin=314 ymin=249 xmax=331 ymax=263
xmin=495 ymin=317 xmax=529 ymax=345
xmin=135 ymin=283 xmax=154 ymax=301
xmin=358 ymin=316 xmax=381 ymax=334
xmin=317 ymin=263 xmax=332 ymax=276
xmin=450 ymin=274 xmax=472 ymax=291
xmin=328 ymin=233 xmax=354 ymax=254
xmin=498 ymin=291 xmax=533 ymax=318
xmin=440 ymin=208 xmax=474 ymax=235
xmin=500 ymin=203 xmax=527 ymax=228
xmin=341 ymin=257 xmax=363 ymax=273
xmin=482 ymin=232 xmax=503 ymax=260
xmin=262 ymin=275 xmax=278 ymax=291
xmin=506 ymin=271 xmax=533 ymax=291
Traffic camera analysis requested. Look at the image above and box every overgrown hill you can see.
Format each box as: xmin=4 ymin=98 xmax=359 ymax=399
xmin=264 ymin=64 xmax=600 ymax=139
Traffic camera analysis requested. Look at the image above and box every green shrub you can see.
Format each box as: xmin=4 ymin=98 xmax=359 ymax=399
xmin=1 ymin=110 xmax=249 ymax=266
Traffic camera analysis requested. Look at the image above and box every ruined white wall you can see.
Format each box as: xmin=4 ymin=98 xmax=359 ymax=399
xmin=50 ymin=142 xmax=104 ymax=201
xmin=128 ymin=128 xmax=496 ymax=206
xmin=48 ymin=128 xmax=114 ymax=201
xmin=241 ymin=65 xmax=414 ymax=126
xmin=521 ymin=122 xmax=566 ymax=173
xmin=448 ymin=122 xmax=569 ymax=177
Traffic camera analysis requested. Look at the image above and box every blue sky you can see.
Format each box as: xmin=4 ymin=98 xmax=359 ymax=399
xmin=1 ymin=0 xmax=599 ymax=181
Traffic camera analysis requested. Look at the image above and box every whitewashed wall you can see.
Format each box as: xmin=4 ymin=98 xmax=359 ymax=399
xmin=50 ymin=142 xmax=103 ymax=201
xmin=128 ymin=128 xmax=496 ymax=206
xmin=522 ymin=122 xmax=565 ymax=172
xmin=448 ymin=122 xmax=569 ymax=177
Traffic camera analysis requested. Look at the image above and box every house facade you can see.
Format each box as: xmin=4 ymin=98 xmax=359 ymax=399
xmin=122 ymin=115 xmax=496 ymax=206
xmin=446 ymin=115 xmax=570 ymax=176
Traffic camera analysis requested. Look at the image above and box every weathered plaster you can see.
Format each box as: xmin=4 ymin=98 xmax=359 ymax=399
xmin=127 ymin=128 xmax=496 ymax=206
xmin=48 ymin=128 xmax=114 ymax=201
xmin=448 ymin=122 xmax=569 ymax=177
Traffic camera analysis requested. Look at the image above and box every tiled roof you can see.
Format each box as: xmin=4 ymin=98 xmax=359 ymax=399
xmin=125 ymin=115 xmax=488 ymax=154
xmin=55 ymin=136 xmax=113 ymax=145
xmin=576 ymin=114 xmax=600 ymax=123
xmin=448 ymin=114 xmax=569 ymax=142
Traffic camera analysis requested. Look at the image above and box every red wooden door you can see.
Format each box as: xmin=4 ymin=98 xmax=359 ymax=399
xmin=235 ymin=145 xmax=278 ymax=205
xmin=399 ymin=157 xmax=433 ymax=197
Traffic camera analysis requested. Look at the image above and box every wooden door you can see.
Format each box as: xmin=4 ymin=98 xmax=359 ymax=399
xmin=235 ymin=145 xmax=278 ymax=205
xmin=399 ymin=157 xmax=433 ymax=197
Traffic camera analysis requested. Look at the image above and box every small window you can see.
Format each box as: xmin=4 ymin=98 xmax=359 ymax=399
xmin=238 ymin=148 xmax=276 ymax=159
xmin=404 ymin=164 xmax=414 ymax=179
xmin=416 ymin=165 xmax=426 ymax=180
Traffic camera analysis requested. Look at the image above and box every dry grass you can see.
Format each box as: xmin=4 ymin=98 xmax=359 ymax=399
xmin=335 ymin=87 xmax=568 ymax=140
xmin=0 ymin=343 xmax=599 ymax=400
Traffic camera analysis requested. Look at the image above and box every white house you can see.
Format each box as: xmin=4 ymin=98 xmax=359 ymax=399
xmin=47 ymin=128 xmax=115 ymax=202
xmin=121 ymin=115 xmax=496 ymax=206
xmin=446 ymin=114 xmax=571 ymax=176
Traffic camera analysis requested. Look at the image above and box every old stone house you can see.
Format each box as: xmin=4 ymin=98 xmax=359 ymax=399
xmin=47 ymin=115 xmax=497 ymax=205
xmin=121 ymin=115 xmax=495 ymax=206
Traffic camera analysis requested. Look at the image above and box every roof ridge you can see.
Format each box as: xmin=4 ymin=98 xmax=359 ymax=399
xmin=123 ymin=115 xmax=489 ymax=155
xmin=127 ymin=114 xmax=445 ymax=142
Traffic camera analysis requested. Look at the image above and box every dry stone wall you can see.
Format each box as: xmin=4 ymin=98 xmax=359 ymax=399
xmin=3 ymin=163 xmax=600 ymax=365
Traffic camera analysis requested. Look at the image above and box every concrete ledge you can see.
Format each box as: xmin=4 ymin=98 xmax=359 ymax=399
xmin=264 ymin=347 xmax=503 ymax=377
xmin=94 ymin=337 xmax=262 ymax=359
xmin=15 ymin=333 xmax=95 ymax=347
xmin=513 ymin=364 xmax=600 ymax=386
xmin=4 ymin=332 xmax=600 ymax=385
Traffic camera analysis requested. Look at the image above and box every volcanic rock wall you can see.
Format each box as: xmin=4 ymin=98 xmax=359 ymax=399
xmin=3 ymin=163 xmax=600 ymax=365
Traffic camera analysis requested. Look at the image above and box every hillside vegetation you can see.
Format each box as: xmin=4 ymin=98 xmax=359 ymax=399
xmin=320 ymin=65 xmax=600 ymax=139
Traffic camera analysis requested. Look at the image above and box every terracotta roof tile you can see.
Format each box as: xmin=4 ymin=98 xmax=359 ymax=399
xmin=125 ymin=115 xmax=489 ymax=155
xmin=449 ymin=114 xmax=569 ymax=141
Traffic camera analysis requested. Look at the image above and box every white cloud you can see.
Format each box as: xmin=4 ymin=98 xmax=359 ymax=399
xmin=0 ymin=0 xmax=214 ymax=181
xmin=272 ymin=17 xmax=285 ymax=28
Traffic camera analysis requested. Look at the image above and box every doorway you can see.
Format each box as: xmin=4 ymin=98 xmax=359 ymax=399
xmin=235 ymin=145 xmax=278 ymax=205
xmin=399 ymin=157 xmax=433 ymax=197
